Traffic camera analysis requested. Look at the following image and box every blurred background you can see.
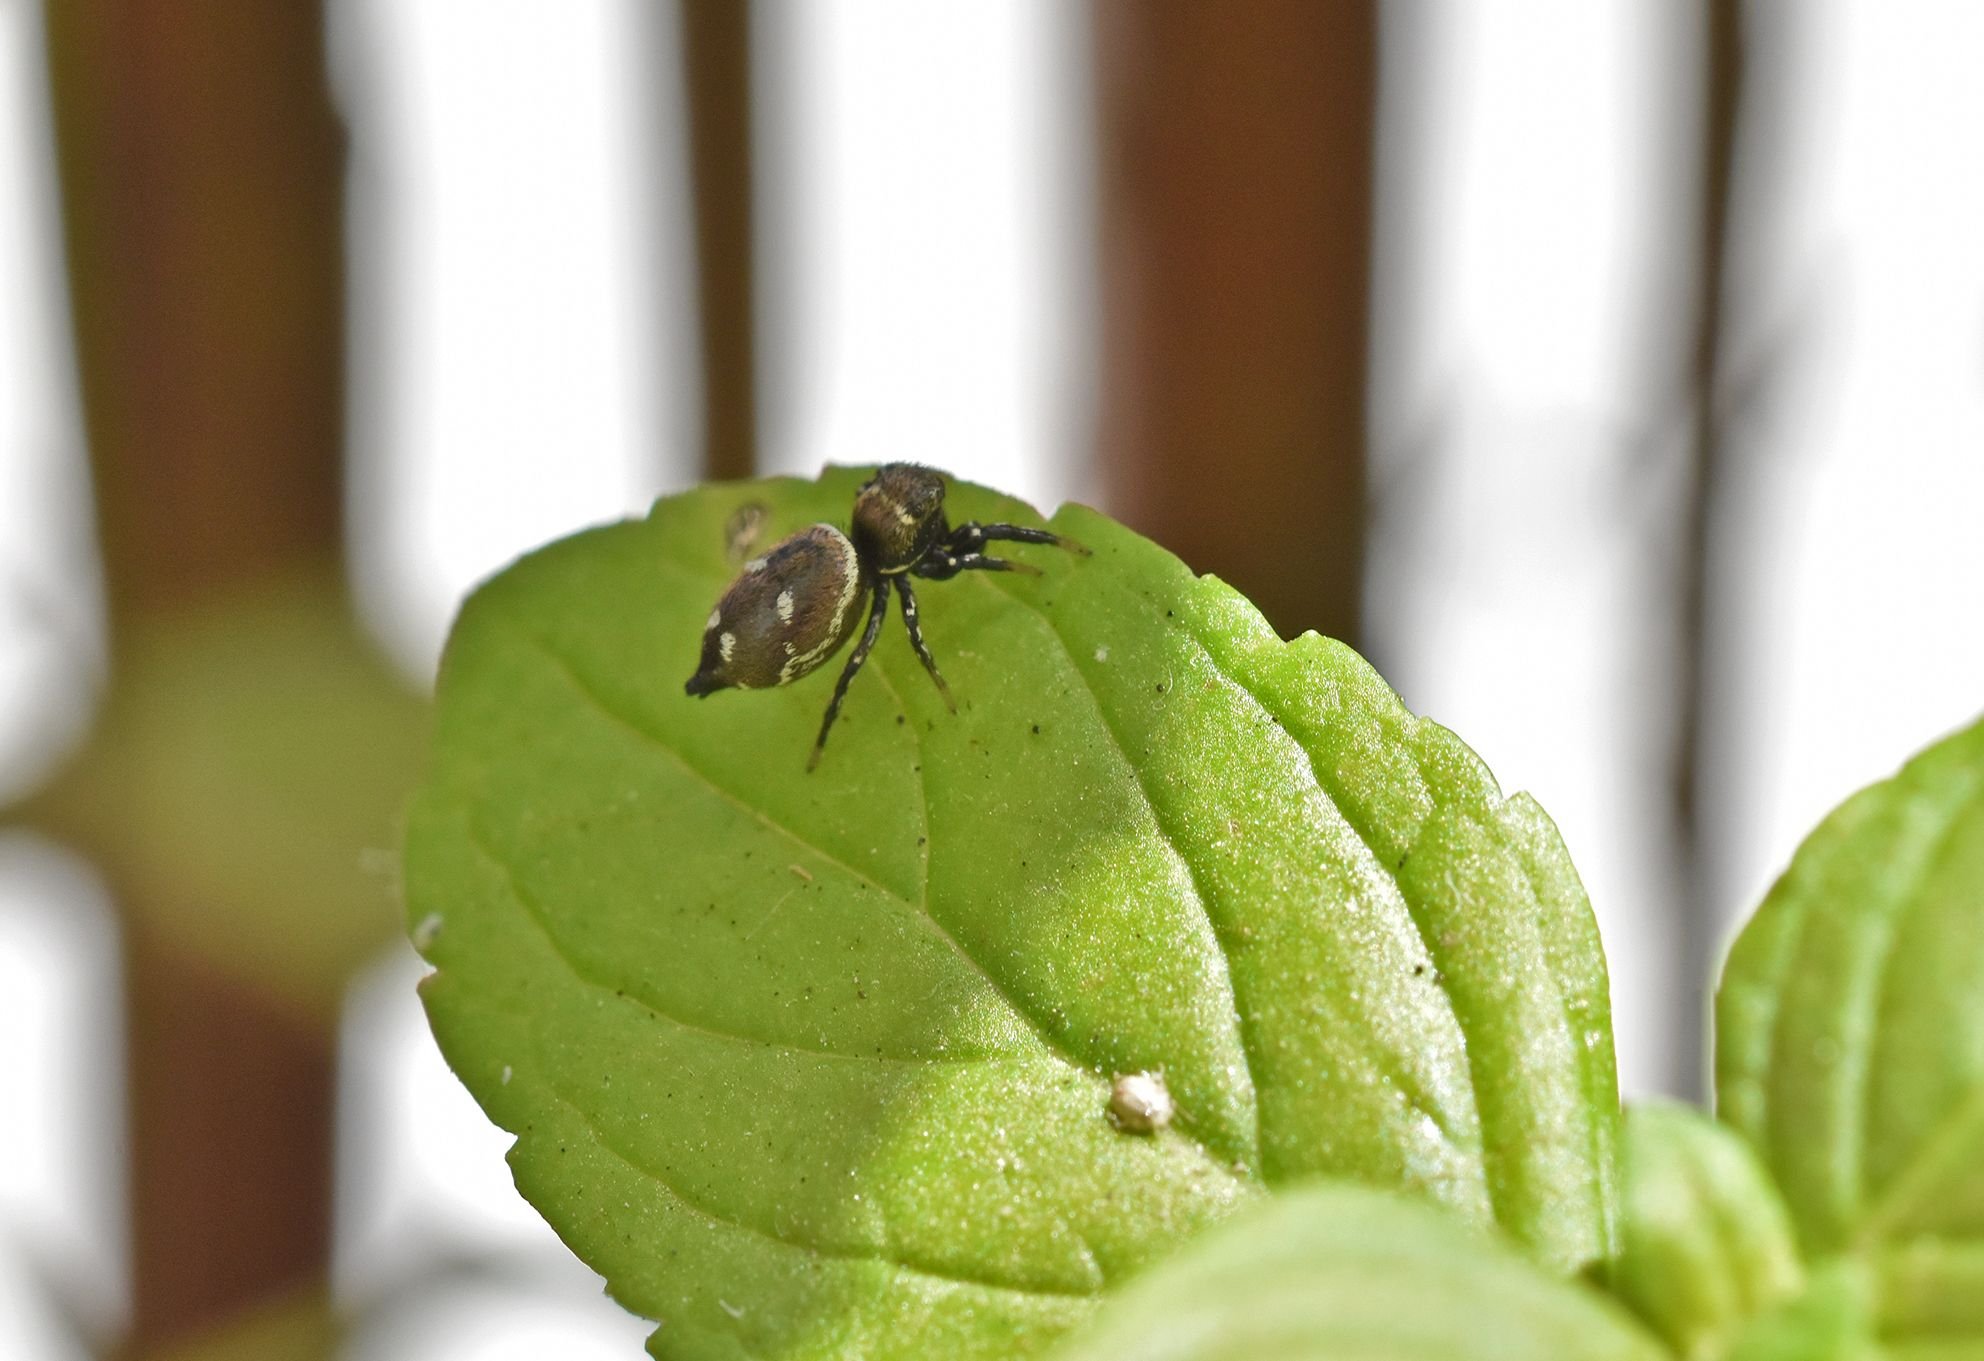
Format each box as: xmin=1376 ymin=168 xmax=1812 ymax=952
xmin=1 ymin=1 xmax=1979 ymax=1356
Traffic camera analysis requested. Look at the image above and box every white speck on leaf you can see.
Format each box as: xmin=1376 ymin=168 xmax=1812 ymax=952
xmin=1094 ymin=645 xmax=1110 ymax=663
xmin=412 ymin=913 xmax=443 ymax=951
xmin=501 ymin=1065 xmax=513 ymax=1086
xmin=1108 ymin=1070 xmax=1173 ymax=1133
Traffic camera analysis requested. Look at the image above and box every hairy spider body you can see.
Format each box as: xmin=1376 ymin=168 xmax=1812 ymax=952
xmin=685 ymin=464 xmax=1085 ymax=768
xmin=684 ymin=524 xmax=868 ymax=693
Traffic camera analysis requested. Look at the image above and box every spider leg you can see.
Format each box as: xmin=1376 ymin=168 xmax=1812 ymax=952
xmin=946 ymin=521 xmax=1090 ymax=557
xmin=911 ymin=548 xmax=1039 ymax=580
xmin=893 ymin=576 xmax=956 ymax=712
xmin=807 ymin=582 xmax=890 ymax=771
xmin=955 ymin=552 xmax=1040 ymax=576
xmin=910 ymin=546 xmax=962 ymax=580
xmin=912 ymin=547 xmax=1039 ymax=579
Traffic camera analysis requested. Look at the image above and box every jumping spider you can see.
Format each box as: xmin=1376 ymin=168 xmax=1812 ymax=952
xmin=685 ymin=464 xmax=1087 ymax=769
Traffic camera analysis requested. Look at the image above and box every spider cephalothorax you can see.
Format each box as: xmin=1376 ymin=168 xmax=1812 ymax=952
xmin=685 ymin=464 xmax=1086 ymax=768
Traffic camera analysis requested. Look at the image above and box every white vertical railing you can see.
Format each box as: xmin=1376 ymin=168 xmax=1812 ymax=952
xmin=754 ymin=0 xmax=1093 ymax=513
xmin=334 ymin=0 xmax=694 ymax=684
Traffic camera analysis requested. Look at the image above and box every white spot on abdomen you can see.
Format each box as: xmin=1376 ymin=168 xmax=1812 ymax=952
xmin=776 ymin=589 xmax=795 ymax=622
xmin=706 ymin=608 xmax=722 ymax=631
xmin=719 ymin=632 xmax=737 ymax=663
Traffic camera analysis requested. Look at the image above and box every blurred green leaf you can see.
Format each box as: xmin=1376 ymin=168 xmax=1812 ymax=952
xmin=151 ymin=1285 xmax=341 ymax=1361
xmin=1612 ymin=1101 xmax=1804 ymax=1359
xmin=1043 ymin=1181 xmax=1665 ymax=1361
xmin=1718 ymin=712 xmax=1984 ymax=1354
xmin=406 ymin=468 xmax=1620 ymax=1358
xmin=1724 ymin=1260 xmax=1876 ymax=1361
xmin=19 ymin=568 xmax=426 ymax=1020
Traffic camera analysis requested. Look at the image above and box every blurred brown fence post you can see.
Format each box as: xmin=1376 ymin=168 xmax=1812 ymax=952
xmin=41 ymin=3 xmax=347 ymax=1353
xmin=679 ymin=0 xmax=758 ymax=481
xmin=1092 ymin=0 xmax=1376 ymax=645
xmin=1670 ymin=0 xmax=1747 ymax=1099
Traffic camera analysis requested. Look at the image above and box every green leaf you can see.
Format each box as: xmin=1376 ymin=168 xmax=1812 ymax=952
xmin=1043 ymin=1181 xmax=1666 ymax=1361
xmin=1717 ymin=712 xmax=1984 ymax=1352
xmin=406 ymin=469 xmax=1621 ymax=1358
xmin=1611 ymin=1101 xmax=1805 ymax=1359
xmin=1725 ymin=1260 xmax=1877 ymax=1361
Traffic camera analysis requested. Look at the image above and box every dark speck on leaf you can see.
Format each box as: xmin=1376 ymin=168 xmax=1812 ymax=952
xmin=896 ymin=714 xmax=905 ymax=725
xmin=1031 ymin=723 xmax=1040 ymax=734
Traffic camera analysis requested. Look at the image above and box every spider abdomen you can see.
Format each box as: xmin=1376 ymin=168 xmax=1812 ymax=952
xmin=685 ymin=523 xmax=868 ymax=695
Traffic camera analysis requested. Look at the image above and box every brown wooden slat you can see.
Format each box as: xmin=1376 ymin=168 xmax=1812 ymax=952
xmin=1092 ymin=0 xmax=1376 ymax=645
xmin=679 ymin=0 xmax=759 ymax=481
xmin=1671 ymin=0 xmax=1747 ymax=1100
xmin=43 ymin=0 xmax=346 ymax=622
xmin=41 ymin=3 xmax=346 ymax=1350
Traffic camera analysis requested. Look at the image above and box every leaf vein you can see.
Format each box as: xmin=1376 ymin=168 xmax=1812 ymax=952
xmin=1193 ymin=645 xmax=1475 ymax=1150
xmin=971 ymin=575 xmax=1265 ymax=1176
xmin=1857 ymin=767 xmax=1984 ymax=1239
xmin=461 ymin=818 xmax=1046 ymax=1070
xmin=534 ymin=1077 xmax=1102 ymax=1303
xmin=504 ymin=623 xmax=1092 ymax=1076
xmin=863 ymin=654 xmax=933 ymax=907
